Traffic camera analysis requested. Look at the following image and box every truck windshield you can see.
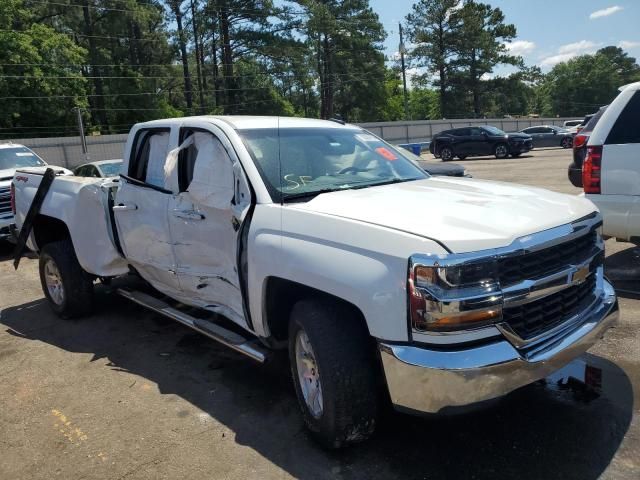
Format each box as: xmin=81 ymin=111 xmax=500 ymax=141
xmin=239 ymin=128 xmax=428 ymax=201
xmin=0 ymin=147 xmax=45 ymax=170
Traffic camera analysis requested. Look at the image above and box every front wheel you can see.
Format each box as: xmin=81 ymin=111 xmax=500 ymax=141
xmin=39 ymin=240 xmax=94 ymax=318
xmin=289 ymin=299 xmax=378 ymax=449
xmin=440 ymin=146 xmax=454 ymax=161
xmin=494 ymin=143 xmax=509 ymax=159
xmin=561 ymin=137 xmax=573 ymax=148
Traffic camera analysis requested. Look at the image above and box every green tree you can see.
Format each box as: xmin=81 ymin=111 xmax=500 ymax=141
xmin=293 ymin=0 xmax=387 ymax=121
xmin=541 ymin=47 xmax=640 ymax=117
xmin=449 ymin=0 xmax=520 ymax=117
xmin=0 ymin=0 xmax=87 ymax=137
xmin=405 ymin=0 xmax=459 ymax=118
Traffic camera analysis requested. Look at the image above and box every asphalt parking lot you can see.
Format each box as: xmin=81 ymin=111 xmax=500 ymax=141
xmin=1 ymin=147 xmax=639 ymax=480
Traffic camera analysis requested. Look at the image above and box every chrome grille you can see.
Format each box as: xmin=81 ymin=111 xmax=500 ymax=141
xmin=0 ymin=186 xmax=11 ymax=216
xmin=503 ymin=273 xmax=597 ymax=340
xmin=497 ymin=230 xmax=597 ymax=286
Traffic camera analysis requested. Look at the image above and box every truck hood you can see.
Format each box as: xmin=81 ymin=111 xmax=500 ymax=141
xmin=0 ymin=168 xmax=17 ymax=182
xmin=289 ymin=177 xmax=596 ymax=253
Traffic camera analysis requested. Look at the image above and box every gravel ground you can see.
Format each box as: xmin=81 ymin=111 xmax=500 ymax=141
xmin=1 ymin=147 xmax=639 ymax=480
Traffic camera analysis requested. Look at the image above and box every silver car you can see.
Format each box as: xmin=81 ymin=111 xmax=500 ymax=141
xmin=520 ymin=125 xmax=574 ymax=148
xmin=73 ymin=159 xmax=122 ymax=178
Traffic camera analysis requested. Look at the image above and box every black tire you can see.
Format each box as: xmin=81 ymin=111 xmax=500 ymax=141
xmin=288 ymin=299 xmax=378 ymax=449
xmin=39 ymin=240 xmax=94 ymax=318
xmin=561 ymin=137 xmax=573 ymax=149
xmin=457 ymin=155 xmax=467 ymax=160
xmin=440 ymin=146 xmax=454 ymax=162
xmin=494 ymin=143 xmax=509 ymax=159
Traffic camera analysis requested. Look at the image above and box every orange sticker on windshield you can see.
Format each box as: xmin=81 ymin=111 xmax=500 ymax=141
xmin=375 ymin=147 xmax=398 ymax=161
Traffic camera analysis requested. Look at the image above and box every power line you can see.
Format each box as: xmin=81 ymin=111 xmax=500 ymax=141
xmin=28 ymin=1 xmax=376 ymax=21
xmin=0 ymin=29 xmax=386 ymax=54
xmin=0 ymin=84 xmax=280 ymax=100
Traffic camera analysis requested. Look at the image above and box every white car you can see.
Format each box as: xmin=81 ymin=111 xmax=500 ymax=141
xmin=74 ymin=159 xmax=123 ymax=178
xmin=563 ymin=119 xmax=583 ymax=128
xmin=13 ymin=116 xmax=618 ymax=448
xmin=0 ymin=143 xmax=71 ymax=241
xmin=583 ymin=81 xmax=640 ymax=242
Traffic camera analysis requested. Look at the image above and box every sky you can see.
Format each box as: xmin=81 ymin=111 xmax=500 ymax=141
xmin=369 ymin=0 xmax=640 ymax=77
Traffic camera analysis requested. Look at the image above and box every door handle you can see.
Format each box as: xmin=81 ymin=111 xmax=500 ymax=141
xmin=172 ymin=209 xmax=205 ymax=220
xmin=113 ymin=203 xmax=138 ymax=211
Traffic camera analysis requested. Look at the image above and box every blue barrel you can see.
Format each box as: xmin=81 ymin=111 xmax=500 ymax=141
xmin=398 ymin=143 xmax=422 ymax=156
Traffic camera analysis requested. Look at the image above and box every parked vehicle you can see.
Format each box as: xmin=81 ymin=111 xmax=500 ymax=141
xmin=13 ymin=116 xmax=617 ymax=448
xmin=429 ymin=125 xmax=532 ymax=160
xmin=393 ymin=144 xmax=469 ymax=177
xmin=0 ymin=143 xmax=71 ymax=241
xmin=519 ymin=125 xmax=573 ymax=148
xmin=74 ymin=159 xmax=122 ymax=178
xmin=563 ymin=120 xmax=583 ymax=128
xmin=583 ymin=82 xmax=640 ymax=242
xmin=577 ymin=113 xmax=595 ymax=134
xmin=567 ymin=106 xmax=607 ymax=187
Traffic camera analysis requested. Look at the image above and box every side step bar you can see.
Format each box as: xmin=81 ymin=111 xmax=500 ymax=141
xmin=116 ymin=288 xmax=268 ymax=363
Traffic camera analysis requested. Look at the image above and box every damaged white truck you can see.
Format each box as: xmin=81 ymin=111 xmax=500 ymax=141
xmin=12 ymin=116 xmax=618 ymax=448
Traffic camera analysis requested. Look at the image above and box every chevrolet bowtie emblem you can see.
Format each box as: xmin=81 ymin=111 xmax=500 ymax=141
xmin=572 ymin=265 xmax=590 ymax=284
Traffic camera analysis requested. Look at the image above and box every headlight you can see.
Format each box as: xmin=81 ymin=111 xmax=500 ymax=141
xmin=409 ymin=260 xmax=503 ymax=333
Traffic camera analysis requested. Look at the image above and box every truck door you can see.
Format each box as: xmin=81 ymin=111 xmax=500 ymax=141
xmin=166 ymin=123 xmax=252 ymax=328
xmin=114 ymin=127 xmax=182 ymax=294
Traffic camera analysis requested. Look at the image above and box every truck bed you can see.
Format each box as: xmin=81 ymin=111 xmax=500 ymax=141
xmin=13 ymin=168 xmax=129 ymax=276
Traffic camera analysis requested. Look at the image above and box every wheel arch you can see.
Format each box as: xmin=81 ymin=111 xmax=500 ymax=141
xmin=32 ymin=214 xmax=72 ymax=251
xmin=262 ymin=276 xmax=370 ymax=346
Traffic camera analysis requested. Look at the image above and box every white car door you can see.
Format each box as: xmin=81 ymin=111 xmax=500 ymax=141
xmin=114 ymin=127 xmax=182 ymax=295
xmin=166 ymin=121 xmax=252 ymax=327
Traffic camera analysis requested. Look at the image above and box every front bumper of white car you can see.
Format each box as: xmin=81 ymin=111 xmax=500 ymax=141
xmin=379 ymin=278 xmax=617 ymax=414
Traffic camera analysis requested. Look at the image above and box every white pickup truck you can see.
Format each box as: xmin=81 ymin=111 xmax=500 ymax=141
xmin=0 ymin=143 xmax=71 ymax=241
xmin=12 ymin=116 xmax=618 ymax=448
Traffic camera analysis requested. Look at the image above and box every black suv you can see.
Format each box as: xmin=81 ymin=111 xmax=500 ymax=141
xmin=429 ymin=126 xmax=533 ymax=161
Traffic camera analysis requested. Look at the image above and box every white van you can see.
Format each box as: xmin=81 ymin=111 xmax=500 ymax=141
xmin=583 ymin=81 xmax=640 ymax=242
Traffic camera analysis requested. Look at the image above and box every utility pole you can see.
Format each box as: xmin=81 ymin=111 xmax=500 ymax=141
xmin=399 ymin=23 xmax=410 ymax=121
xmin=75 ymin=107 xmax=89 ymax=163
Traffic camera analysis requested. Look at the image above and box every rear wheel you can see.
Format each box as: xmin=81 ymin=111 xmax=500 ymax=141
xmin=494 ymin=143 xmax=508 ymax=159
xmin=39 ymin=240 xmax=94 ymax=318
xmin=440 ymin=146 xmax=454 ymax=162
xmin=289 ymin=299 xmax=378 ymax=449
xmin=561 ymin=137 xmax=573 ymax=148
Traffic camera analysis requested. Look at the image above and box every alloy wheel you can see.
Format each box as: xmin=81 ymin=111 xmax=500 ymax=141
xmin=295 ymin=329 xmax=323 ymax=419
xmin=44 ymin=258 xmax=65 ymax=306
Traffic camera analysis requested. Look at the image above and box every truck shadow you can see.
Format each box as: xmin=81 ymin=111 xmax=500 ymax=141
xmin=605 ymin=245 xmax=640 ymax=300
xmin=1 ymin=292 xmax=633 ymax=480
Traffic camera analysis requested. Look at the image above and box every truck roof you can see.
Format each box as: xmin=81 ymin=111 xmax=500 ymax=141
xmin=0 ymin=142 xmax=27 ymax=149
xmin=134 ymin=115 xmax=356 ymax=131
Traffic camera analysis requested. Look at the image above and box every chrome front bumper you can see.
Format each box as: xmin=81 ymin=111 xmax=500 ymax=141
xmin=379 ymin=279 xmax=618 ymax=414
